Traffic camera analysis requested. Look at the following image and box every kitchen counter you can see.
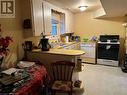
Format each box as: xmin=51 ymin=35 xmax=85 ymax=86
xmin=32 ymin=48 xmax=85 ymax=56
xmin=27 ymin=43 xmax=84 ymax=82
xmin=52 ymin=42 xmax=79 ymax=49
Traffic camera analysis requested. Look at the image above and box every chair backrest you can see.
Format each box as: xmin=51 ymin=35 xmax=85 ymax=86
xmin=52 ymin=61 xmax=75 ymax=81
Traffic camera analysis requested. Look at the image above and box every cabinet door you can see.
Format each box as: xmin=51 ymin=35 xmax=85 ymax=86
xmin=65 ymin=11 xmax=74 ymax=33
xmin=43 ymin=1 xmax=52 ymax=35
xmin=31 ymin=0 xmax=44 ymax=36
xmin=81 ymin=43 xmax=95 ymax=58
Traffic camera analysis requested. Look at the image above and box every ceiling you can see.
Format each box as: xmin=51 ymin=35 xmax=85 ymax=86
xmin=44 ymin=0 xmax=127 ymax=22
xmin=97 ymin=0 xmax=127 ymax=22
xmin=101 ymin=0 xmax=127 ymax=17
xmin=44 ymin=0 xmax=102 ymax=13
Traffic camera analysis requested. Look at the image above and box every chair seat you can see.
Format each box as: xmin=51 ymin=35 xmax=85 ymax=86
xmin=52 ymin=81 xmax=72 ymax=91
xmin=51 ymin=61 xmax=75 ymax=95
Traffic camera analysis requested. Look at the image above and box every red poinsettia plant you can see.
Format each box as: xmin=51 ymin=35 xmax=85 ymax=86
xmin=0 ymin=24 xmax=13 ymax=57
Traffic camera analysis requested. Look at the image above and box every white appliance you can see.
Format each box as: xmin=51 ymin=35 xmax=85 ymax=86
xmin=97 ymin=35 xmax=120 ymax=66
xmin=81 ymin=43 xmax=96 ymax=63
xmin=81 ymin=43 xmax=95 ymax=58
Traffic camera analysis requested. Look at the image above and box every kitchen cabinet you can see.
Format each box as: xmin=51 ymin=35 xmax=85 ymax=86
xmin=32 ymin=0 xmax=44 ymax=36
xmin=22 ymin=0 xmax=52 ymax=37
xmin=65 ymin=11 xmax=74 ymax=33
xmin=32 ymin=0 xmax=52 ymax=36
xmin=22 ymin=0 xmax=43 ymax=37
xmin=43 ymin=1 xmax=52 ymax=35
xmin=80 ymin=42 xmax=96 ymax=64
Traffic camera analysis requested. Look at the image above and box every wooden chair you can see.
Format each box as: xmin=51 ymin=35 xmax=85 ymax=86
xmin=51 ymin=61 xmax=75 ymax=95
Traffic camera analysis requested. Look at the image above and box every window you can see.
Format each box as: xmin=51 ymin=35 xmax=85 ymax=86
xmin=51 ymin=9 xmax=65 ymax=36
xmin=51 ymin=23 xmax=57 ymax=35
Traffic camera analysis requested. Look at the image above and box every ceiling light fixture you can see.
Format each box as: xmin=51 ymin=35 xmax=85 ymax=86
xmin=122 ymin=23 xmax=127 ymax=27
xmin=79 ymin=6 xmax=88 ymax=11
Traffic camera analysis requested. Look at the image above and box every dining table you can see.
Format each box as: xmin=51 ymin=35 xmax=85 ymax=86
xmin=0 ymin=63 xmax=50 ymax=95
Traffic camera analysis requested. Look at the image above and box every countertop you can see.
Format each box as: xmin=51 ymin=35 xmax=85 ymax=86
xmin=81 ymin=41 xmax=96 ymax=44
xmin=32 ymin=48 xmax=85 ymax=56
xmin=53 ymin=42 xmax=79 ymax=49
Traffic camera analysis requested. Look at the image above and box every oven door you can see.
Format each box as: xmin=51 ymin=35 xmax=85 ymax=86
xmin=97 ymin=43 xmax=119 ymax=61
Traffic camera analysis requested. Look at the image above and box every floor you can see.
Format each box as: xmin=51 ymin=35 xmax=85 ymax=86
xmin=78 ymin=64 xmax=127 ymax=95
xmin=55 ymin=64 xmax=127 ymax=95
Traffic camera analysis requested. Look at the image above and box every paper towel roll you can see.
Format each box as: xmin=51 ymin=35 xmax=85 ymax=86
xmin=66 ymin=36 xmax=69 ymax=43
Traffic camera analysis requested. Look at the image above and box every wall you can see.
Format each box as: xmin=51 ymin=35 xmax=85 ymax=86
xmin=0 ymin=0 xmax=23 ymax=68
xmin=74 ymin=11 xmax=125 ymax=64
xmin=74 ymin=12 xmax=125 ymax=40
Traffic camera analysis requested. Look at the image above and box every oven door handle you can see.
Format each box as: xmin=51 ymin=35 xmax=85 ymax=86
xmin=103 ymin=60 xmax=113 ymax=62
